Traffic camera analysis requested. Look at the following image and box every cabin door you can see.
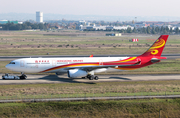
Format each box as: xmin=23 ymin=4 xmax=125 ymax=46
xmin=99 ymin=59 xmax=103 ymax=66
xmin=20 ymin=60 xmax=25 ymax=67
xmin=52 ymin=60 xmax=56 ymax=66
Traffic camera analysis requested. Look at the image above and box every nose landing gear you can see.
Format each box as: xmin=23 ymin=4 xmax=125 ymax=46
xmin=20 ymin=72 xmax=27 ymax=79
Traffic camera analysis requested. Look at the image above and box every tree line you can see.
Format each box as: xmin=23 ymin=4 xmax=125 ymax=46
xmin=84 ymin=26 xmax=180 ymax=34
xmin=0 ymin=22 xmax=49 ymax=30
xmin=1 ymin=21 xmax=180 ymax=35
xmin=124 ymin=26 xmax=179 ymax=34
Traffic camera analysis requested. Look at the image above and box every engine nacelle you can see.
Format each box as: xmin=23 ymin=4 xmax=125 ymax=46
xmin=68 ymin=69 xmax=87 ymax=78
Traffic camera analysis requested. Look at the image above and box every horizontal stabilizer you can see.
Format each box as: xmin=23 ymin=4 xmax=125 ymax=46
xmin=151 ymin=57 xmax=167 ymax=63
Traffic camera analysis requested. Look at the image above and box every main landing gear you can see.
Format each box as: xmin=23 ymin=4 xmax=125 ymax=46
xmin=87 ymin=75 xmax=99 ymax=80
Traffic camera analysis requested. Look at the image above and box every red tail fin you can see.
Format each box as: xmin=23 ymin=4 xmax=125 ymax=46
xmin=139 ymin=35 xmax=169 ymax=57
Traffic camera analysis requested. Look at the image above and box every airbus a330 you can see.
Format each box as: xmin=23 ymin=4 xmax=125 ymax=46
xmin=5 ymin=35 xmax=169 ymax=80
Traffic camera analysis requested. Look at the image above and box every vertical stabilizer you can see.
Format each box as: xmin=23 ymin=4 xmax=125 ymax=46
xmin=139 ymin=35 xmax=169 ymax=57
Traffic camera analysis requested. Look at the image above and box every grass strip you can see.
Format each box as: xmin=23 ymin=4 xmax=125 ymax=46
xmin=0 ymin=98 xmax=180 ymax=117
xmin=0 ymin=80 xmax=180 ymax=100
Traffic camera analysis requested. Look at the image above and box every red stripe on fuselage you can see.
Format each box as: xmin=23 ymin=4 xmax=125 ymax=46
xmin=39 ymin=57 xmax=142 ymax=73
xmin=40 ymin=62 xmax=99 ymax=73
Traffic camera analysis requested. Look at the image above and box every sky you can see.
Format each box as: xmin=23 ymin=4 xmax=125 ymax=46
xmin=0 ymin=0 xmax=179 ymax=16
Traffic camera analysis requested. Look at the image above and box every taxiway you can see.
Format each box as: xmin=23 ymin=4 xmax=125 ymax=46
xmin=0 ymin=74 xmax=180 ymax=85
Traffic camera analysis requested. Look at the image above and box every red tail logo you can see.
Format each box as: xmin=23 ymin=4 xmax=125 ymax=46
xmin=140 ymin=35 xmax=169 ymax=57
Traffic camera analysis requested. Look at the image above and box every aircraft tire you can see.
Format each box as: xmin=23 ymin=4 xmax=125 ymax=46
xmin=94 ymin=76 xmax=99 ymax=80
xmin=23 ymin=75 xmax=27 ymax=79
xmin=89 ymin=76 xmax=94 ymax=80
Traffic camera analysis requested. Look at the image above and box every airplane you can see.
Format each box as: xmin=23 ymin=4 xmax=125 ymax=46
xmin=5 ymin=35 xmax=169 ymax=80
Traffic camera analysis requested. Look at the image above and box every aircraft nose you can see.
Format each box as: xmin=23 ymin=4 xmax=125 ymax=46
xmin=5 ymin=64 xmax=11 ymax=70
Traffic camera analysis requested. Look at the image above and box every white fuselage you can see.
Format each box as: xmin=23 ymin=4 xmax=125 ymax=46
xmin=6 ymin=57 xmax=130 ymax=74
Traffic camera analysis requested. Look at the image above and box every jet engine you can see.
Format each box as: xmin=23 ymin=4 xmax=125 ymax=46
xmin=68 ymin=69 xmax=87 ymax=78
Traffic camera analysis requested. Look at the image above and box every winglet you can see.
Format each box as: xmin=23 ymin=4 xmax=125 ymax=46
xmin=139 ymin=35 xmax=169 ymax=57
xmin=89 ymin=55 xmax=93 ymax=57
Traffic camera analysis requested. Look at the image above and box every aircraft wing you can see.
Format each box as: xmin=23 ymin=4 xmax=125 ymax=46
xmin=65 ymin=61 xmax=141 ymax=72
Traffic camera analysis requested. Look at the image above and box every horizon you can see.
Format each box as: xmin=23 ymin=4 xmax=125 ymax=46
xmin=0 ymin=0 xmax=180 ymax=16
xmin=1 ymin=13 xmax=180 ymax=22
xmin=1 ymin=0 xmax=180 ymax=22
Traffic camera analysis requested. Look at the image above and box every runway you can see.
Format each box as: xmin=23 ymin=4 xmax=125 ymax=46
xmin=0 ymin=74 xmax=180 ymax=85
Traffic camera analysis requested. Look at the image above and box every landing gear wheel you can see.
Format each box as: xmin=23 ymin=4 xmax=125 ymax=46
xmin=87 ymin=75 xmax=98 ymax=80
xmin=20 ymin=74 xmax=27 ymax=79
xmin=87 ymin=75 xmax=91 ymax=80
xmin=21 ymin=72 xmax=27 ymax=79
xmin=24 ymin=75 xmax=27 ymax=79
xmin=87 ymin=75 xmax=90 ymax=78
xmin=94 ymin=76 xmax=99 ymax=80
xmin=89 ymin=76 xmax=94 ymax=80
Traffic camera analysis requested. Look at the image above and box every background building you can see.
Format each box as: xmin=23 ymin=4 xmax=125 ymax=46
xmin=36 ymin=11 xmax=43 ymax=23
xmin=0 ymin=20 xmax=22 ymax=24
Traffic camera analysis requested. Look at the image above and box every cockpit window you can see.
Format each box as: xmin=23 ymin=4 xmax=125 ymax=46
xmin=9 ymin=62 xmax=15 ymax=64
